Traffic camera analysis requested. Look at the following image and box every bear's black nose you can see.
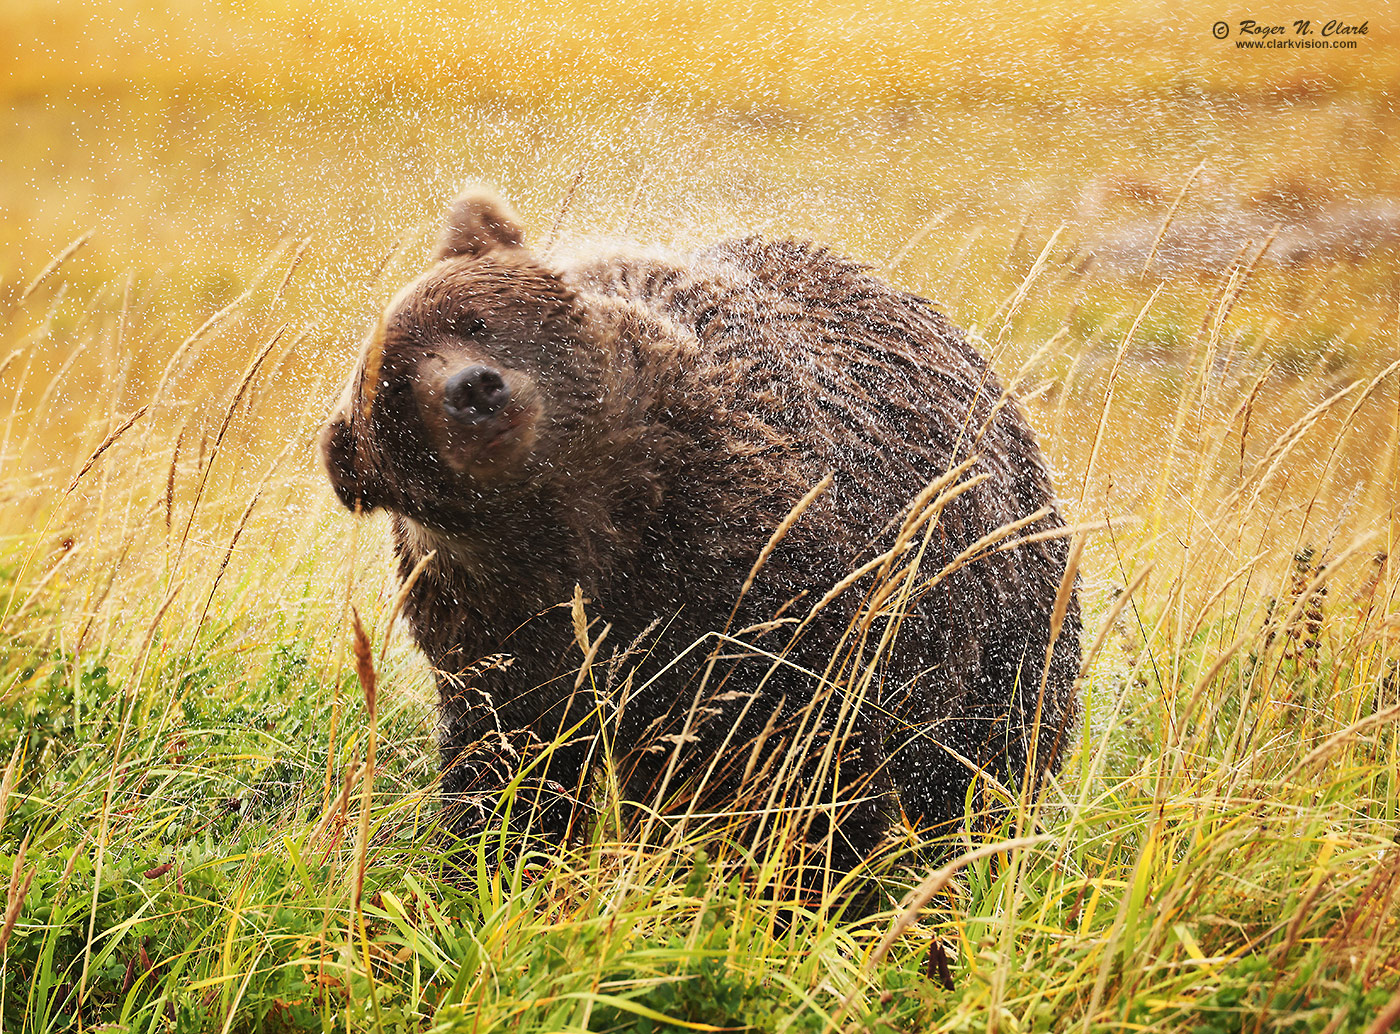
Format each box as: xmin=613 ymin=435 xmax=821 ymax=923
xmin=444 ymin=365 xmax=511 ymax=422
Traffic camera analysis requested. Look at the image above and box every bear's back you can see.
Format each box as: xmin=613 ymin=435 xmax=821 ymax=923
xmin=561 ymin=237 xmax=1068 ymax=673
xmin=564 ymin=237 xmax=1054 ymax=548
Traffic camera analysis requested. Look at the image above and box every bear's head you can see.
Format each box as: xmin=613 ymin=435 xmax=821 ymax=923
xmin=321 ymin=189 xmax=602 ymax=530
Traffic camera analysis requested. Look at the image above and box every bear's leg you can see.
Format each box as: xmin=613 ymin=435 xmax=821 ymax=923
xmin=435 ymin=657 xmax=602 ymax=853
xmin=439 ymin=722 xmax=591 ymax=851
xmin=790 ymin=755 xmax=893 ymax=915
xmin=886 ymin=706 xmax=1006 ymax=838
xmin=730 ymin=688 xmax=894 ymax=911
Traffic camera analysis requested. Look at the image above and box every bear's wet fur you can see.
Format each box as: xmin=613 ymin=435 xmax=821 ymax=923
xmin=321 ymin=187 xmax=1081 ymax=889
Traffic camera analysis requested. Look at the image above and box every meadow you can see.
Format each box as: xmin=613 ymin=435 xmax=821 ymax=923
xmin=1 ymin=1 xmax=1399 ymax=1030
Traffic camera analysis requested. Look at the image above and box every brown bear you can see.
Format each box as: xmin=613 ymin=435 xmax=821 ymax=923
xmin=321 ymin=187 xmax=1081 ymax=886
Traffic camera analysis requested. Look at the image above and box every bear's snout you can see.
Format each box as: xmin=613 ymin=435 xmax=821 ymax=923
xmin=425 ymin=360 xmax=542 ymax=480
xmin=444 ymin=364 xmax=511 ymax=423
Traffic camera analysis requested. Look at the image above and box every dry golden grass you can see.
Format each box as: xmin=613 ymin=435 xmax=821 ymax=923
xmin=0 ymin=3 xmax=1398 ymax=1031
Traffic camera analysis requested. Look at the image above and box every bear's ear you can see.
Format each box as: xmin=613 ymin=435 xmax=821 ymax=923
xmin=320 ymin=413 xmax=383 ymax=512
xmin=432 ymin=186 xmax=525 ymax=262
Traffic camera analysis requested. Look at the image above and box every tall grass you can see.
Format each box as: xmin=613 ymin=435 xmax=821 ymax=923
xmin=2 ymin=3 xmax=1399 ymax=1027
xmin=0 ymin=187 xmax=1396 ymax=1028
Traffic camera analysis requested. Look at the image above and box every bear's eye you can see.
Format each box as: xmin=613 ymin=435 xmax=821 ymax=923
xmin=376 ymin=377 xmax=411 ymax=405
xmin=451 ymin=314 xmax=487 ymax=339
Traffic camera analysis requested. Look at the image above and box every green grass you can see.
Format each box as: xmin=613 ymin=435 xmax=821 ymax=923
xmin=1 ymin=213 xmax=1398 ymax=1032
xmin=1 ymin=199 xmax=1398 ymax=1032
xmin=3 ymin=1 xmax=1400 ymax=1028
xmin=1 ymin=566 xmax=1397 ymax=1032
